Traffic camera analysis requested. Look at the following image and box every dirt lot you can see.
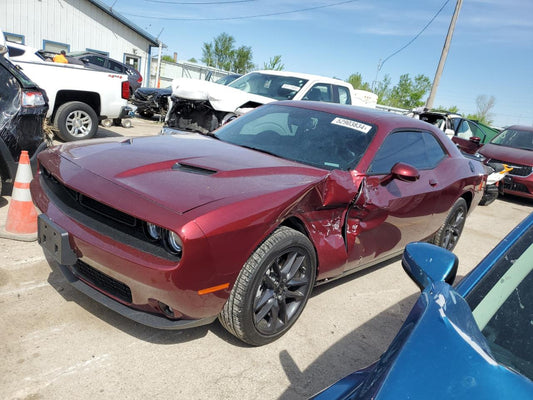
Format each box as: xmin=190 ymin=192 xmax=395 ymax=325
xmin=1 ymin=118 xmax=531 ymax=399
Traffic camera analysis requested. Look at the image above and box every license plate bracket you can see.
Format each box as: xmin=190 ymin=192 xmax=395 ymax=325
xmin=38 ymin=214 xmax=78 ymax=265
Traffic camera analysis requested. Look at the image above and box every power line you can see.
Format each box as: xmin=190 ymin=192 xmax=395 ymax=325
xmin=122 ymin=0 xmax=361 ymax=21
xmin=378 ymin=0 xmax=451 ymax=72
xmin=144 ymin=0 xmax=257 ymax=4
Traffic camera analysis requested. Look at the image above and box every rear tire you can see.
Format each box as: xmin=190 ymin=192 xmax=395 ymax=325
xmin=54 ymin=101 xmax=98 ymax=141
xmin=219 ymin=227 xmax=316 ymax=346
xmin=432 ymin=198 xmax=467 ymax=251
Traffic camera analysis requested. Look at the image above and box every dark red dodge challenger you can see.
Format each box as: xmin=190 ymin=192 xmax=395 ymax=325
xmin=31 ymin=101 xmax=486 ymax=345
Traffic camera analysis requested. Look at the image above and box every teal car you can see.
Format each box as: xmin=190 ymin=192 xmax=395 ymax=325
xmin=313 ymin=213 xmax=533 ymax=399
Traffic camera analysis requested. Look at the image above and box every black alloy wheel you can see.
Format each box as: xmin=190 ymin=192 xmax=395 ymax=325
xmin=219 ymin=227 xmax=316 ymax=346
xmin=433 ymin=197 xmax=467 ymax=251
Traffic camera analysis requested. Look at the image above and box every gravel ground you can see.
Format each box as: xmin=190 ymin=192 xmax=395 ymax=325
xmin=0 ymin=117 xmax=531 ymax=399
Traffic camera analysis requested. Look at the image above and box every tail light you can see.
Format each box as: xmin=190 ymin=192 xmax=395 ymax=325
xmin=121 ymin=81 xmax=130 ymax=99
xmin=22 ymin=90 xmax=46 ymax=107
xmin=137 ymin=75 xmax=143 ymax=83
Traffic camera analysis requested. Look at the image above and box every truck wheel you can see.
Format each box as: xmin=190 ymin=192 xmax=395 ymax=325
xmin=101 ymin=118 xmax=113 ymax=128
xmin=54 ymin=101 xmax=98 ymax=141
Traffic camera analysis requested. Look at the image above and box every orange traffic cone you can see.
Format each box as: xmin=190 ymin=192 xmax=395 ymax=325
xmin=0 ymin=151 xmax=38 ymax=241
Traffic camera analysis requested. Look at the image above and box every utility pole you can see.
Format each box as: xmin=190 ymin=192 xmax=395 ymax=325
xmin=155 ymin=28 xmax=164 ymax=88
xmin=425 ymin=0 xmax=463 ymax=109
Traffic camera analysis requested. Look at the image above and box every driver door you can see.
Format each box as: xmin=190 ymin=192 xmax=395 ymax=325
xmin=345 ymin=130 xmax=448 ymax=272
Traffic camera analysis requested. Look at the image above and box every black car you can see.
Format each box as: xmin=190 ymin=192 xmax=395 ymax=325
xmin=0 ymin=52 xmax=49 ymax=196
xmin=131 ymin=86 xmax=172 ymax=118
xmin=67 ymin=52 xmax=142 ymax=95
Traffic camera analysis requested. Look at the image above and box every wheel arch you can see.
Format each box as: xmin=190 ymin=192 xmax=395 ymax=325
xmin=51 ymin=90 xmax=101 ymax=122
xmin=280 ymin=216 xmax=320 ymax=274
xmin=461 ymin=190 xmax=473 ymax=211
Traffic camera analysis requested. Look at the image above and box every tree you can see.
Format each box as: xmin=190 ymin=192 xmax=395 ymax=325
xmin=201 ymin=33 xmax=254 ymax=73
xmin=263 ymin=55 xmax=284 ymax=71
xmin=374 ymin=74 xmax=391 ymax=103
xmin=435 ymin=105 xmax=459 ymax=113
xmin=347 ymin=73 xmax=371 ymax=91
xmin=201 ymin=42 xmax=215 ymax=68
xmin=468 ymin=95 xmax=495 ymax=124
xmin=233 ymin=46 xmax=255 ymax=74
xmin=161 ymin=55 xmax=175 ymax=63
xmin=384 ymin=73 xmax=431 ymax=109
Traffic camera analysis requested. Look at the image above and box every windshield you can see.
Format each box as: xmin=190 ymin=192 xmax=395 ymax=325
xmin=490 ymin=128 xmax=533 ymax=151
xmin=466 ymin=224 xmax=533 ymax=380
xmin=228 ymin=72 xmax=308 ymax=100
xmin=214 ymin=104 xmax=376 ymax=171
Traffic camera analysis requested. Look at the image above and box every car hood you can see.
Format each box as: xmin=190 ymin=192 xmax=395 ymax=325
xmin=45 ymin=135 xmax=332 ymax=215
xmin=171 ymin=78 xmax=275 ymax=112
xmin=479 ymin=144 xmax=533 ymax=166
xmin=314 ymin=282 xmax=533 ymax=399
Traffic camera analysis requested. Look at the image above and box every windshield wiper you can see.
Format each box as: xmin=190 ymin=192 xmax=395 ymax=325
xmin=239 ymin=145 xmax=280 ymax=158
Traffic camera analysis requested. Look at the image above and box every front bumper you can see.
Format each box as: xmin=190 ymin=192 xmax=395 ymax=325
xmin=502 ymin=174 xmax=533 ymax=199
xmin=31 ymin=164 xmax=231 ymax=329
xmin=58 ymin=262 xmax=217 ymax=330
xmin=37 ymin=213 xmax=217 ymax=330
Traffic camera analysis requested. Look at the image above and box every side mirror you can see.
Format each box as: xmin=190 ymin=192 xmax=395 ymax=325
xmin=391 ymin=162 xmax=420 ymax=182
xmin=444 ymin=128 xmax=455 ymax=138
xmin=469 ymin=136 xmax=481 ymax=144
xmin=402 ymin=242 xmax=458 ymax=290
xmin=80 ymin=57 xmax=90 ymax=64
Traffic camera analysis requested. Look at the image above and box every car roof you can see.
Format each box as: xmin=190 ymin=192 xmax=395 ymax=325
xmin=505 ymin=125 xmax=533 ymax=132
xmin=244 ymin=70 xmax=350 ymax=85
xmin=276 ymin=100 xmax=440 ymax=130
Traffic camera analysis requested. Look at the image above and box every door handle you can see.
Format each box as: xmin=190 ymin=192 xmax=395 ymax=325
xmin=429 ymin=179 xmax=438 ymax=186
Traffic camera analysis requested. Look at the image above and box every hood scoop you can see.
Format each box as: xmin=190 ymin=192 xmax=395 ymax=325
xmin=172 ymin=162 xmax=217 ymax=175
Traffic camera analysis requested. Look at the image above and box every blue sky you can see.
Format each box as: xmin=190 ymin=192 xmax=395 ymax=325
xmin=104 ymin=0 xmax=533 ymax=127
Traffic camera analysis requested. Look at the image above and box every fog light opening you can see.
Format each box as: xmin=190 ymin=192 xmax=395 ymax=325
xmin=158 ymin=301 xmax=175 ymax=318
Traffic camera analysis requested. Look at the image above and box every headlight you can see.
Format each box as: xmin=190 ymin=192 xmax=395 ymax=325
xmin=165 ymin=230 xmax=183 ymax=256
xmin=144 ymin=222 xmax=161 ymax=241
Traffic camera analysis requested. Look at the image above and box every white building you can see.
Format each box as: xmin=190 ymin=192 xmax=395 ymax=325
xmin=0 ymin=0 xmax=160 ymax=87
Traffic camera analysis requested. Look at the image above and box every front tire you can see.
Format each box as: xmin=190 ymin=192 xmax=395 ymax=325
xmin=432 ymin=198 xmax=467 ymax=251
xmin=219 ymin=227 xmax=316 ymax=346
xmin=54 ymin=101 xmax=98 ymax=141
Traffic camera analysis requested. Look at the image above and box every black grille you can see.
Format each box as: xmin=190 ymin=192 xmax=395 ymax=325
xmin=503 ymin=180 xmax=530 ymax=194
xmin=488 ymin=158 xmax=532 ymax=177
xmin=73 ymin=260 xmax=132 ymax=303
xmin=39 ymin=166 xmax=180 ymax=261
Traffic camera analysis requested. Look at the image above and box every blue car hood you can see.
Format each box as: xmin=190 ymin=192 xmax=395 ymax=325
xmin=314 ymin=282 xmax=533 ymax=399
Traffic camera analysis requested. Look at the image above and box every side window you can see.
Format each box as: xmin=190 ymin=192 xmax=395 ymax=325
xmin=108 ymin=60 xmax=125 ymax=73
xmin=469 ymin=122 xmax=485 ymax=141
xmin=368 ymin=131 xmax=446 ymax=174
xmin=86 ymin=55 xmax=106 ymax=67
xmin=302 ymin=84 xmax=332 ymax=102
xmin=456 ymin=120 xmax=473 ymax=140
xmin=336 ymin=85 xmax=352 ymax=104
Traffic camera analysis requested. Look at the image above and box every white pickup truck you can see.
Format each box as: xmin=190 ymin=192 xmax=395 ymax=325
xmin=7 ymin=42 xmax=133 ymax=141
xmin=165 ymin=70 xmax=378 ymax=133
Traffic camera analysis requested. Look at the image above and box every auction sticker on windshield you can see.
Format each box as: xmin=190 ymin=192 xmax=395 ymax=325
xmin=331 ymin=117 xmax=372 ymax=134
